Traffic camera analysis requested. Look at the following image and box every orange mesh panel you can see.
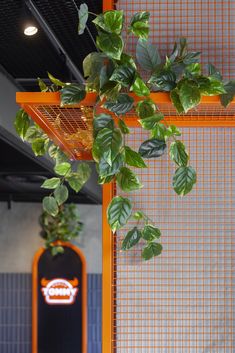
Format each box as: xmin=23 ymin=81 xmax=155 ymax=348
xmin=116 ymin=0 xmax=235 ymax=80
xmin=114 ymin=126 xmax=235 ymax=352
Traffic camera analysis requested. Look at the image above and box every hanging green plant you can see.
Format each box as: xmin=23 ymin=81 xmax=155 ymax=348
xmin=15 ymin=6 xmax=235 ymax=261
xmin=39 ymin=203 xmax=83 ymax=256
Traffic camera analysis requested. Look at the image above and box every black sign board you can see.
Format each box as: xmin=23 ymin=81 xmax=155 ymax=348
xmin=32 ymin=243 xmax=87 ymax=353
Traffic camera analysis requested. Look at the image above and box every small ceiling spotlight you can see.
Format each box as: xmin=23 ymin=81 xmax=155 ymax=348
xmin=22 ymin=2 xmax=38 ymax=36
xmin=24 ymin=25 xmax=38 ymax=36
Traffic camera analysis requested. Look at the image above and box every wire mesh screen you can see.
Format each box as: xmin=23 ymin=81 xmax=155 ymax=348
xmin=116 ymin=0 xmax=235 ymax=80
xmin=114 ymin=127 xmax=235 ymax=352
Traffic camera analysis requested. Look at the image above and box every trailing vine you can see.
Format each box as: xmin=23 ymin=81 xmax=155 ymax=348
xmin=15 ymin=6 xmax=235 ymax=260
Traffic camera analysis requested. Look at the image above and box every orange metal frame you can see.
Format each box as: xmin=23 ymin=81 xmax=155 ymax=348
xmin=32 ymin=242 xmax=87 ymax=353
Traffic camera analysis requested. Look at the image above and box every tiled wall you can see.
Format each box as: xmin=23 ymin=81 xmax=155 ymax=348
xmin=0 ymin=273 xmax=102 ymax=353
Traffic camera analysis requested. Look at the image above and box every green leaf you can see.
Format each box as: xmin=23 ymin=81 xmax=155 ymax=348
xmin=183 ymin=51 xmax=201 ymax=65
xmin=98 ymin=174 xmax=115 ymax=184
xmin=129 ymin=11 xmax=150 ymax=39
xmin=179 ymin=37 xmax=188 ymax=57
xmin=100 ymin=81 xmax=122 ymax=101
xmin=94 ymin=127 xmax=122 ymax=165
xmin=32 ymin=138 xmax=47 ymax=156
xmin=170 ymin=141 xmax=189 ymax=167
xmin=37 ymin=78 xmax=48 ymax=91
xmin=208 ymin=64 xmax=222 ymax=81
xmin=54 ymin=162 xmax=71 ymax=176
xmin=131 ymin=76 xmax=150 ymax=96
xmin=14 ymin=109 xmax=30 ymax=140
xmin=165 ymin=125 xmax=181 ymax=139
xmin=118 ymin=119 xmax=130 ymax=134
xmin=178 ymin=80 xmax=201 ymax=112
xmin=220 ymin=80 xmax=235 ymax=107
xmin=107 ymin=196 xmax=132 ymax=232
xmin=139 ymin=138 xmax=166 ymax=159
xmin=135 ymin=99 xmax=156 ymax=118
xmin=96 ymin=32 xmax=123 ymax=60
xmin=93 ymin=10 xmax=124 ymax=34
xmin=24 ymin=125 xmax=42 ymax=143
xmin=173 ymin=166 xmax=197 ymax=196
xmin=109 ymin=64 xmax=136 ymax=87
xmin=78 ymin=3 xmax=88 ymax=34
xmin=42 ymin=196 xmax=59 ymax=217
xmin=61 ymin=84 xmax=86 ymax=106
xmin=41 ymin=177 xmax=61 ymax=189
xmin=142 ymin=242 xmax=162 ymax=260
xmin=116 ymin=167 xmax=142 ymax=192
xmin=93 ymin=114 xmax=114 ymax=137
xmin=47 ymin=72 xmax=66 ymax=87
xmin=151 ymin=123 xmax=167 ymax=141
xmin=83 ymin=52 xmax=105 ymax=78
xmin=139 ymin=113 xmax=164 ymax=130
xmin=198 ymin=76 xmax=226 ymax=96
xmin=185 ymin=63 xmax=201 ymax=77
xmin=67 ymin=163 xmax=91 ymax=192
xmin=98 ymin=153 xmax=123 ymax=177
xmin=124 ymin=146 xmax=147 ymax=168
xmin=133 ymin=211 xmax=145 ymax=220
xmin=54 ymin=185 xmax=69 ymax=205
xmin=142 ymin=225 xmax=161 ymax=241
xmin=118 ymin=53 xmax=137 ymax=70
xmin=103 ymin=94 xmax=134 ymax=115
xmin=170 ymin=88 xmax=185 ymax=114
xmin=77 ymin=162 xmax=92 ymax=182
xmin=121 ymin=227 xmax=142 ymax=250
xmin=149 ymin=68 xmax=176 ymax=91
xmin=136 ymin=39 xmax=161 ymax=71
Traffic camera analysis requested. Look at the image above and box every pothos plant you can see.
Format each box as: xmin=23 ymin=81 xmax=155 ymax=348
xmin=39 ymin=203 xmax=83 ymax=256
xmin=15 ymin=6 xmax=235 ymax=261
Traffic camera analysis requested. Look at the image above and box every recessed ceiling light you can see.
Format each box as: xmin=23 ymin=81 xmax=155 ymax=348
xmin=24 ymin=25 xmax=38 ymax=36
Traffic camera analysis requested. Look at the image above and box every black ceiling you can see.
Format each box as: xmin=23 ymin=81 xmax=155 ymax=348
xmin=0 ymin=0 xmax=103 ymax=204
xmin=0 ymin=0 xmax=102 ymax=90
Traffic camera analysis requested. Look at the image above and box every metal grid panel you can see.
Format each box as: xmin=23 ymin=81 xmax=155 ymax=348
xmin=114 ymin=126 xmax=235 ymax=352
xmin=116 ymin=0 xmax=235 ymax=80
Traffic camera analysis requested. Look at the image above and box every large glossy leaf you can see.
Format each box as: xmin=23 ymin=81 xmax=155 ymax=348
xmin=61 ymin=84 xmax=86 ymax=106
xmin=42 ymin=196 xmax=59 ymax=217
xmin=131 ymin=76 xmax=150 ymax=96
xmin=32 ymin=138 xmax=47 ymax=156
xmin=116 ymin=167 xmax=142 ymax=192
xmin=100 ymin=81 xmax=121 ymax=101
xmin=122 ymin=227 xmax=142 ymax=250
xmin=142 ymin=225 xmax=161 ymax=241
xmin=135 ymin=99 xmax=156 ymax=118
xmin=54 ymin=162 xmax=71 ymax=176
xmin=103 ymin=94 xmax=134 ymax=115
xmin=220 ymin=80 xmax=235 ymax=107
xmin=170 ymin=88 xmax=185 ymax=114
xmin=78 ymin=3 xmax=88 ymax=34
xmin=14 ymin=109 xmax=30 ymax=140
xmin=142 ymin=242 xmax=163 ymax=260
xmin=149 ymin=68 xmax=176 ymax=91
xmin=110 ymin=64 xmax=136 ymax=87
xmin=41 ymin=177 xmax=61 ymax=189
xmin=173 ymin=166 xmax=197 ymax=196
xmin=107 ymin=196 xmax=132 ymax=232
xmin=151 ymin=123 xmax=167 ymax=141
xmin=54 ymin=185 xmax=69 ymax=205
xmin=136 ymin=39 xmax=161 ymax=71
xmin=208 ymin=64 xmax=222 ymax=81
xmin=178 ymin=80 xmax=201 ymax=112
xmin=93 ymin=10 xmax=124 ymax=34
xmin=170 ymin=141 xmax=189 ymax=167
xmin=198 ymin=76 xmax=226 ymax=96
xmin=124 ymin=146 xmax=147 ymax=168
xmin=129 ymin=11 xmax=150 ymax=39
xmin=83 ymin=52 xmax=105 ymax=78
xmin=66 ymin=163 xmax=91 ymax=193
xmin=95 ymin=127 xmax=122 ymax=165
xmin=139 ymin=113 xmax=164 ymax=130
xmin=139 ymin=138 xmax=166 ymax=158
xmin=98 ymin=153 xmax=123 ymax=177
xmin=96 ymin=33 xmax=123 ymax=60
xmin=93 ymin=114 xmax=114 ymax=137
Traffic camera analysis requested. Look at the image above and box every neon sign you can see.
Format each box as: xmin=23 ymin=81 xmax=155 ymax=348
xmin=41 ymin=278 xmax=79 ymax=305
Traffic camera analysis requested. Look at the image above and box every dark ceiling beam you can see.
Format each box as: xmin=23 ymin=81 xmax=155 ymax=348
xmin=26 ymin=0 xmax=84 ymax=84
